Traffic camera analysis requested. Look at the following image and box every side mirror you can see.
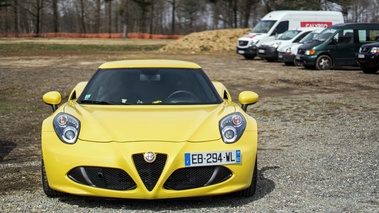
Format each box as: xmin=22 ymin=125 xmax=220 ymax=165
xmin=43 ymin=91 xmax=62 ymax=112
xmin=238 ymin=91 xmax=259 ymax=111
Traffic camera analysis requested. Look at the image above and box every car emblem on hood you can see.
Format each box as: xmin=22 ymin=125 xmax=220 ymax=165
xmin=144 ymin=151 xmax=156 ymax=163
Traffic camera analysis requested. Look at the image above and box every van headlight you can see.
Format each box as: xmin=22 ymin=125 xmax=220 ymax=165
xmin=305 ymin=49 xmax=316 ymax=55
xmin=219 ymin=113 xmax=246 ymax=143
xmin=53 ymin=113 xmax=80 ymax=144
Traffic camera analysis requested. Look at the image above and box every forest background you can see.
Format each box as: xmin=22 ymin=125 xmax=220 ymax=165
xmin=0 ymin=0 xmax=379 ymax=38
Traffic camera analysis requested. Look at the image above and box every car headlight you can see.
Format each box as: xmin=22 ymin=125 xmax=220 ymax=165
xmin=370 ymin=47 xmax=379 ymax=54
xmin=305 ymin=49 xmax=316 ymax=55
xmin=219 ymin=113 xmax=246 ymax=143
xmin=285 ymin=47 xmax=292 ymax=54
xmin=271 ymin=42 xmax=281 ymax=48
xmin=53 ymin=113 xmax=80 ymax=144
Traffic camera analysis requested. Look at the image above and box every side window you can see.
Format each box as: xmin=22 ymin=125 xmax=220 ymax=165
xmin=272 ymin=21 xmax=289 ymax=35
xmin=293 ymin=31 xmax=311 ymax=43
xmin=337 ymin=29 xmax=353 ymax=43
xmin=359 ymin=29 xmax=379 ymax=42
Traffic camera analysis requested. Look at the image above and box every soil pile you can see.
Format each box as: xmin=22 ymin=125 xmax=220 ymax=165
xmin=159 ymin=28 xmax=250 ymax=54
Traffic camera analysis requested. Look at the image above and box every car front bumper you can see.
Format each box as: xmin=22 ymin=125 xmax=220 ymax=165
xmin=356 ymin=52 xmax=379 ymax=67
xmin=236 ymin=45 xmax=258 ymax=57
xmin=41 ymin=131 xmax=257 ymax=199
xmin=257 ymin=46 xmax=278 ymax=60
xmin=295 ymin=54 xmax=317 ymax=66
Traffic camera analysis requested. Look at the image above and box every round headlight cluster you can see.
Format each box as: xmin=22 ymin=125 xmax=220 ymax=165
xmin=53 ymin=113 xmax=80 ymax=144
xmin=219 ymin=113 xmax=246 ymax=143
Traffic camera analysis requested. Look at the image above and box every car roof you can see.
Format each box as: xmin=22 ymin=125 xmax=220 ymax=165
xmin=98 ymin=59 xmax=202 ymax=69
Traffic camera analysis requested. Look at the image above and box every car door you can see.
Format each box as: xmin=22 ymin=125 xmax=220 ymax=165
xmin=331 ymin=29 xmax=359 ymax=66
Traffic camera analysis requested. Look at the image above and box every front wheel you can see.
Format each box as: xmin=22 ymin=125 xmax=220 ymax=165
xmin=235 ymin=157 xmax=257 ymax=197
xmin=244 ymin=55 xmax=255 ymax=60
xmin=315 ymin=55 xmax=333 ymax=70
xmin=41 ymin=160 xmax=65 ymax=197
xmin=360 ymin=64 xmax=378 ymax=74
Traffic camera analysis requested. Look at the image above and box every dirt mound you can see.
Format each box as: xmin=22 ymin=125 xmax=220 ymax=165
xmin=159 ymin=28 xmax=250 ymax=54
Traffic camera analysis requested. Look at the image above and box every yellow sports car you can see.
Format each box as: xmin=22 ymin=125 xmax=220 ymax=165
xmin=41 ymin=59 xmax=259 ymax=199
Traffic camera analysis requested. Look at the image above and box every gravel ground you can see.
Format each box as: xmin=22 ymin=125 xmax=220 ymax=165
xmin=0 ymin=52 xmax=378 ymax=212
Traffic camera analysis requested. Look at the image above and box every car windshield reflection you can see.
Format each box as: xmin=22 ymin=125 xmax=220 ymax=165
xmin=78 ymin=68 xmax=222 ymax=105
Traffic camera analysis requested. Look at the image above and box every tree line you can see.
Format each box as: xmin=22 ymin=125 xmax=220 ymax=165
xmin=0 ymin=0 xmax=379 ymax=37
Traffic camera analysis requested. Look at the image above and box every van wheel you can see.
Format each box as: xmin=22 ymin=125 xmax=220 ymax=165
xmin=360 ymin=64 xmax=378 ymax=74
xmin=315 ymin=55 xmax=332 ymax=70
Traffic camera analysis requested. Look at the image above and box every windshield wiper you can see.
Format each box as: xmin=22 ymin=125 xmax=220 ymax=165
xmin=80 ymin=100 xmax=131 ymax=105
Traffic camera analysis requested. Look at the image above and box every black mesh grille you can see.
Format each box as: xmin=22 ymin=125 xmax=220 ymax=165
xmin=298 ymin=49 xmax=306 ymax=54
xmin=164 ymin=166 xmax=232 ymax=190
xmin=133 ymin=154 xmax=167 ymax=191
xmin=238 ymin=41 xmax=249 ymax=46
xmin=68 ymin=166 xmax=136 ymax=190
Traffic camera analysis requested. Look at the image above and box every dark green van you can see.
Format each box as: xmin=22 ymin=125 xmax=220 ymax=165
xmin=296 ymin=23 xmax=379 ymax=70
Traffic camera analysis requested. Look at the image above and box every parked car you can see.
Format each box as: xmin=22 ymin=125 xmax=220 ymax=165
xmin=278 ymin=28 xmax=324 ymax=66
xmin=41 ymin=59 xmax=260 ymax=199
xmin=356 ymin=42 xmax=379 ymax=73
xmin=296 ymin=23 xmax=379 ymax=70
xmin=236 ymin=10 xmax=344 ymax=60
xmin=257 ymin=28 xmax=318 ymax=62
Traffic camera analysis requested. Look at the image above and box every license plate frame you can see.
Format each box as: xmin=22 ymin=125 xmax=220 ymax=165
xmin=184 ymin=150 xmax=241 ymax=167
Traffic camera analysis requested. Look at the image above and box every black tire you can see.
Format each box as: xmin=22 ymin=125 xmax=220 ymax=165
xmin=41 ymin=160 xmax=65 ymax=197
xmin=284 ymin=61 xmax=294 ymax=66
xmin=244 ymin=55 xmax=255 ymax=60
xmin=235 ymin=157 xmax=257 ymax=197
xmin=315 ymin=55 xmax=332 ymax=70
xmin=360 ymin=64 xmax=378 ymax=74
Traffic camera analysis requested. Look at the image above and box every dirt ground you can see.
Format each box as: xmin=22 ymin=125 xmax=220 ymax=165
xmin=0 ymin=32 xmax=378 ymax=211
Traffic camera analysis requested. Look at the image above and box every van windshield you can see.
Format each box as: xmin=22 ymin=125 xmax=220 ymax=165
xmin=251 ymin=20 xmax=276 ymax=33
xmin=277 ymin=30 xmax=301 ymax=40
xmin=313 ymin=28 xmax=338 ymax=41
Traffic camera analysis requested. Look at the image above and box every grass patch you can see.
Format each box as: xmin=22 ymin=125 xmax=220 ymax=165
xmin=0 ymin=43 xmax=165 ymax=53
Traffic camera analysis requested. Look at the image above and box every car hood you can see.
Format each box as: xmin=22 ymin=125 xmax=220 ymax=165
xmin=299 ymin=40 xmax=323 ymax=50
xmin=62 ymin=102 xmax=237 ymax=142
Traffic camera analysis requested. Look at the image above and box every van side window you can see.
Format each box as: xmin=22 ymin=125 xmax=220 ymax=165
xmin=272 ymin=21 xmax=289 ymax=35
xmin=358 ymin=29 xmax=379 ymax=42
xmin=336 ymin=29 xmax=354 ymax=43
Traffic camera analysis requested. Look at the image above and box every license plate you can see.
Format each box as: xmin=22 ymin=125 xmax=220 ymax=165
xmin=258 ymin=49 xmax=265 ymax=53
xmin=358 ymin=54 xmax=365 ymax=59
xmin=278 ymin=55 xmax=283 ymax=58
xmin=296 ymin=54 xmax=301 ymax=60
xmin=238 ymin=50 xmax=245 ymax=54
xmin=184 ymin=150 xmax=241 ymax=167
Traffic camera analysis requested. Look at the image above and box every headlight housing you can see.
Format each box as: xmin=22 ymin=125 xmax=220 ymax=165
xmin=285 ymin=47 xmax=292 ymax=54
xmin=53 ymin=113 xmax=80 ymax=144
xmin=305 ymin=49 xmax=316 ymax=55
xmin=219 ymin=113 xmax=246 ymax=143
xmin=370 ymin=47 xmax=379 ymax=54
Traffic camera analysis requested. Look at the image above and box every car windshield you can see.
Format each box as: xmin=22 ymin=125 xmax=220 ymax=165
xmin=313 ymin=28 xmax=337 ymax=41
xmin=251 ymin=20 xmax=276 ymax=33
xmin=277 ymin=30 xmax=301 ymax=40
xmin=78 ymin=68 xmax=222 ymax=105
xmin=299 ymin=32 xmax=319 ymax=43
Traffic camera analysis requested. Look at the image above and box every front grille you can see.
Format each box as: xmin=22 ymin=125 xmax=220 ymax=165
xmin=298 ymin=49 xmax=306 ymax=54
xmin=360 ymin=47 xmax=370 ymax=53
xmin=164 ymin=166 xmax=232 ymax=190
xmin=238 ymin=40 xmax=248 ymax=46
xmin=133 ymin=154 xmax=167 ymax=191
xmin=68 ymin=166 xmax=136 ymax=190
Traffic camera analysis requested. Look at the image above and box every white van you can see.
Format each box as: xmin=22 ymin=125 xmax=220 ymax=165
xmin=236 ymin=10 xmax=344 ymax=60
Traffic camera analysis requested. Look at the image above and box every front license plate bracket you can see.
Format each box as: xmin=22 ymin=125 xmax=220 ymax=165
xmin=184 ymin=150 xmax=241 ymax=167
